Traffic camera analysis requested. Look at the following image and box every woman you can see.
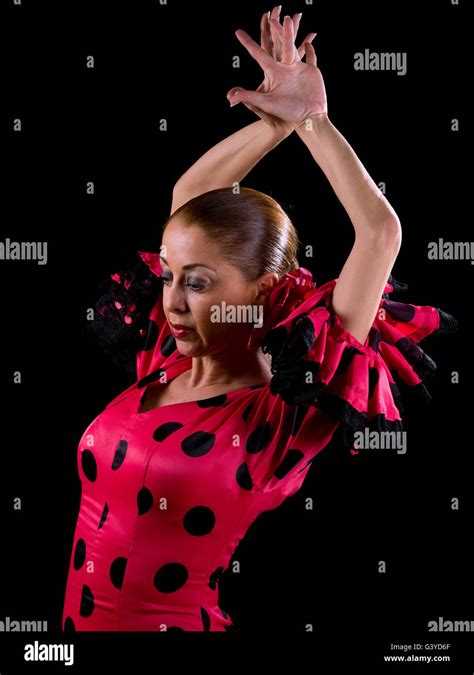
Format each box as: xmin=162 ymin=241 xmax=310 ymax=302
xmin=62 ymin=7 xmax=457 ymax=632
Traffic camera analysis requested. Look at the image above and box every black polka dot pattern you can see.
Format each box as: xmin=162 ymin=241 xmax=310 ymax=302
xmin=110 ymin=557 xmax=127 ymax=590
xmin=183 ymin=506 xmax=216 ymax=536
xmin=154 ymin=563 xmax=188 ymax=593
xmin=181 ymin=431 xmax=216 ymax=457
xmin=137 ymin=368 xmax=166 ymax=390
xmin=274 ymin=449 xmax=305 ymax=480
xmin=79 ymin=585 xmax=94 ymax=617
xmin=236 ymin=462 xmax=253 ymax=490
xmin=245 ymin=423 xmax=272 ymax=454
xmin=196 ymin=394 xmax=227 ymax=408
xmin=153 ymin=421 xmax=183 ymax=442
xmin=160 ymin=334 xmax=177 ymax=357
xmin=242 ymin=403 xmax=253 ymax=422
xmin=111 ymin=439 xmax=128 ymax=470
xmin=98 ymin=503 xmax=108 ymax=529
xmin=81 ymin=449 xmax=97 ymax=482
xmin=137 ymin=486 xmax=154 ymax=515
xmin=73 ymin=538 xmax=86 ymax=571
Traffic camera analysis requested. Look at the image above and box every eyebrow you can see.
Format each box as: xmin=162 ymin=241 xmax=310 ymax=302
xmin=159 ymin=255 xmax=216 ymax=272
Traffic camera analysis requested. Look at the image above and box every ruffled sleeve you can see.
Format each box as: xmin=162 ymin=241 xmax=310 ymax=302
xmin=87 ymin=250 xmax=177 ymax=381
xmin=242 ymin=268 xmax=458 ymax=494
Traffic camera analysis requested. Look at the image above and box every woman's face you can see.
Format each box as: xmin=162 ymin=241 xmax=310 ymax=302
xmin=159 ymin=219 xmax=277 ymax=358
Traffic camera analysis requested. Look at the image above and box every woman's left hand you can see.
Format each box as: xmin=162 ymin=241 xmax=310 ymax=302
xmin=227 ymin=9 xmax=328 ymax=128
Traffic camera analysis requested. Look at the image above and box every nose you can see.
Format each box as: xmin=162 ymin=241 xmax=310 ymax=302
xmin=164 ymin=281 xmax=188 ymax=315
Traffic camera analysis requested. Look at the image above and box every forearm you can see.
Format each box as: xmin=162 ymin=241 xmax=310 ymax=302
xmin=296 ymin=115 xmax=401 ymax=238
xmin=174 ymin=120 xmax=292 ymax=193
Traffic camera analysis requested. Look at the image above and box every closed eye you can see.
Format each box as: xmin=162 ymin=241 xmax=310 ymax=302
xmin=184 ymin=283 xmax=205 ymax=292
xmin=160 ymin=275 xmax=205 ymax=292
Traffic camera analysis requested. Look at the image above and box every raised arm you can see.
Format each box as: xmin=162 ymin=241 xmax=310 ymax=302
xmin=171 ymin=119 xmax=292 ymax=214
xmin=172 ymin=7 xmax=316 ymax=215
xmin=228 ymin=11 xmax=401 ymax=346
xmin=295 ymin=114 xmax=402 ymax=345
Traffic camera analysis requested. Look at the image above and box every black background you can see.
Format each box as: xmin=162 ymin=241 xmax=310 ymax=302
xmin=2 ymin=0 xmax=472 ymax=671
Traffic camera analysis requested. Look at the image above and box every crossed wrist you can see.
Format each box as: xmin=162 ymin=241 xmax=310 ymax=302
xmin=296 ymin=111 xmax=329 ymax=133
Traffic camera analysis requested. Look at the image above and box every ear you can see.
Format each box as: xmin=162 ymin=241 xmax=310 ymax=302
xmin=254 ymin=272 xmax=279 ymax=301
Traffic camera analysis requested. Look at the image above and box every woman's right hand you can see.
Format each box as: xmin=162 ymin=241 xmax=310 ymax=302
xmin=227 ymin=10 xmax=328 ymax=128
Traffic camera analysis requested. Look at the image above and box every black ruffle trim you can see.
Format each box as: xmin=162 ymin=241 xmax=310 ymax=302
xmin=260 ymin=274 xmax=458 ymax=454
xmin=436 ymin=307 xmax=458 ymax=335
xmin=86 ymin=255 xmax=163 ymax=377
xmin=317 ymin=394 xmax=405 ymax=456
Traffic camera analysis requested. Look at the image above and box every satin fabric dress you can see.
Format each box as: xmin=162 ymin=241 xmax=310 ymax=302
xmin=62 ymin=251 xmax=457 ymax=631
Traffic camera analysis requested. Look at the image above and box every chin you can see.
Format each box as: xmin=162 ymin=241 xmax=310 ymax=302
xmin=175 ymin=341 xmax=203 ymax=358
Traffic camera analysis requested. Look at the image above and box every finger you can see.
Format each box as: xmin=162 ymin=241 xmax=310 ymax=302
xmin=292 ymin=12 xmax=302 ymax=40
xmin=235 ymin=28 xmax=275 ymax=71
xmin=226 ymin=86 xmax=246 ymax=104
xmin=270 ymin=5 xmax=281 ymax=26
xmin=269 ymin=17 xmax=283 ymax=40
xmin=261 ymin=11 xmax=274 ymax=56
xmin=304 ymin=40 xmax=317 ymax=67
xmin=269 ymin=16 xmax=283 ymax=60
xmin=291 ymin=13 xmax=303 ymax=61
xmin=297 ymin=32 xmax=317 ymax=60
xmin=227 ymin=87 xmax=269 ymax=109
xmin=281 ymin=15 xmax=296 ymax=64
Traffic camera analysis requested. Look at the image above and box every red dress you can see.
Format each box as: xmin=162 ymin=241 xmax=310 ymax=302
xmin=62 ymin=251 xmax=457 ymax=631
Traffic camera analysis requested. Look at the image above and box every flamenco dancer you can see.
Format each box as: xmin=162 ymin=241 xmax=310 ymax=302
xmin=63 ymin=7 xmax=457 ymax=632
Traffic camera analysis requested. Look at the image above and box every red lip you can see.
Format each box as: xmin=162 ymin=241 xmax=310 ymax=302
xmin=170 ymin=323 xmax=193 ymax=330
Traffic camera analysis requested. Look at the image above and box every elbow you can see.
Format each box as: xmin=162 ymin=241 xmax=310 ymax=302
xmin=171 ymin=181 xmax=189 ymax=202
xmin=368 ymin=198 xmax=403 ymax=249
xmin=359 ymin=217 xmax=402 ymax=254
xmin=383 ymin=214 xmax=402 ymax=236
xmin=170 ymin=183 xmax=197 ymax=215
xmin=383 ymin=217 xmax=402 ymax=251
xmin=171 ymin=181 xmax=211 ymax=214
xmin=373 ymin=217 xmax=402 ymax=253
